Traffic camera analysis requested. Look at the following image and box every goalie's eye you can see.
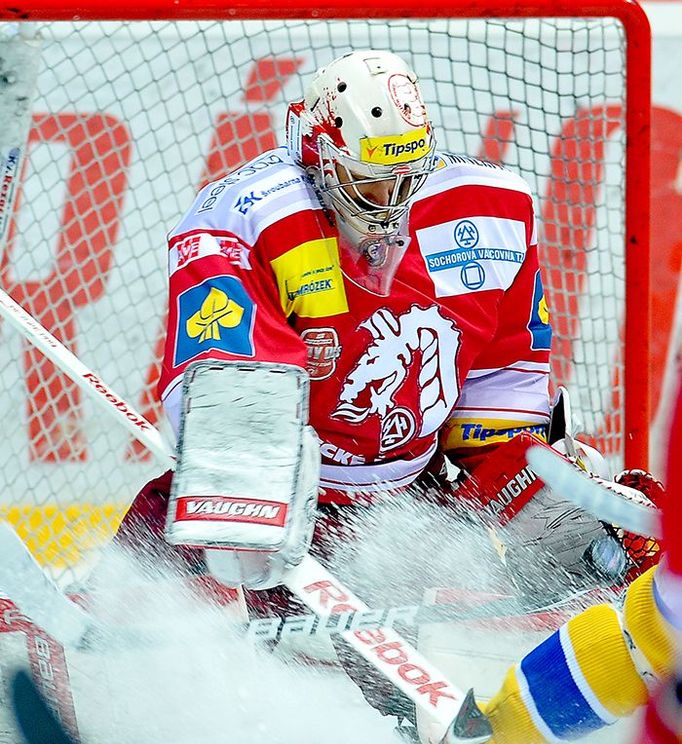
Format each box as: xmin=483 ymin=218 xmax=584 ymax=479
xmin=335 ymin=165 xmax=395 ymax=208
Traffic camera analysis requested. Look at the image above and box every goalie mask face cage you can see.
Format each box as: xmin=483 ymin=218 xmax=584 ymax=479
xmin=315 ymin=134 xmax=436 ymax=231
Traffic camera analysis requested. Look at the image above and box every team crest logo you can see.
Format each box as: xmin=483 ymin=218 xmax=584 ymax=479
xmin=381 ymin=408 xmax=417 ymax=451
xmin=301 ymin=328 xmax=342 ymax=380
xmin=332 ymin=306 xmax=461 ymax=453
xmin=454 ymin=220 xmax=479 ymax=248
xmin=174 ymin=275 xmax=255 ymax=366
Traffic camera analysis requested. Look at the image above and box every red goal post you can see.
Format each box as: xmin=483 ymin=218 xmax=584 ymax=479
xmin=0 ymin=0 xmax=650 ymax=582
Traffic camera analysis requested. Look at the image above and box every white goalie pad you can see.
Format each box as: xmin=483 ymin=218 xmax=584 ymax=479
xmin=165 ymin=361 xmax=320 ymax=582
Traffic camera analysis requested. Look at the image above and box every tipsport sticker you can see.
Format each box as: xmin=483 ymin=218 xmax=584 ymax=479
xmin=359 ymin=126 xmax=430 ymax=165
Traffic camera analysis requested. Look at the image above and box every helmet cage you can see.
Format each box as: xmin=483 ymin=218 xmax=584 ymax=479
xmin=316 ymin=132 xmax=437 ymax=232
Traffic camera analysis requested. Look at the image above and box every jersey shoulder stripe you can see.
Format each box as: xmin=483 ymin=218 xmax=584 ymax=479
xmin=415 ymin=151 xmax=534 ymax=203
xmin=167 ymin=147 xmax=322 ymax=247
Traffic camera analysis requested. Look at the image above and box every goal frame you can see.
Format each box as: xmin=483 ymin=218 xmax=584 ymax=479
xmin=0 ymin=0 xmax=652 ymax=470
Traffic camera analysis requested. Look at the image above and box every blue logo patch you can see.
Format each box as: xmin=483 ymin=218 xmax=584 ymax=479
xmin=234 ymin=190 xmax=263 ymax=214
xmin=174 ymin=275 xmax=255 ymax=365
xmin=454 ymin=220 xmax=479 ymax=248
xmin=461 ymin=261 xmax=486 ymax=290
xmin=529 ymin=270 xmax=552 ymax=351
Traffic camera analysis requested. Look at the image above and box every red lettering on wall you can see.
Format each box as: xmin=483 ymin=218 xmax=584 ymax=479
xmin=0 ymin=113 xmax=132 ymax=461
xmin=539 ymin=105 xmax=624 ymax=456
xmin=199 ymin=56 xmax=304 ymax=188
xmin=477 ymin=111 xmax=516 ymax=164
xmin=541 ymin=104 xmax=682 ymax=460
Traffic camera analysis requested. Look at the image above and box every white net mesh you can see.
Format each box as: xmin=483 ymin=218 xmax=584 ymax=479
xmin=0 ymin=17 xmax=635 ymax=583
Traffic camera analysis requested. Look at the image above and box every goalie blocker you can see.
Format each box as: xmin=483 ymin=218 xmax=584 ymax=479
xmin=455 ymin=432 xmax=631 ymax=591
xmin=165 ymin=361 xmax=321 ymax=590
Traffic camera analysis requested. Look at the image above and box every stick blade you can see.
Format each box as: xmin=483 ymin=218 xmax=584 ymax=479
xmin=440 ymin=689 xmax=492 ymax=743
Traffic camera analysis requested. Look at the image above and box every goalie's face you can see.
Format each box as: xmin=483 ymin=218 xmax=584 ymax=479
xmin=336 ymin=165 xmax=395 ymax=209
xmin=330 ymin=158 xmax=428 ymax=228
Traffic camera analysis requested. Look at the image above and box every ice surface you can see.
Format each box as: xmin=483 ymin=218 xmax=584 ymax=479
xmin=60 ymin=489 xmax=641 ymax=743
xmin=65 ymin=549 xmax=402 ymax=744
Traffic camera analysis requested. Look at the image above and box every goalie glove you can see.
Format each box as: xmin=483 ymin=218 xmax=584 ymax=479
xmin=612 ymin=469 xmax=663 ymax=581
xmin=550 ymin=385 xmax=662 ymax=580
xmin=456 ymin=432 xmax=629 ymax=597
xmin=165 ymin=361 xmax=320 ymax=590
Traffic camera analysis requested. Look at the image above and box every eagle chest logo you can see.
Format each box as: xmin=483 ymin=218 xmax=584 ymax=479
xmin=332 ymin=306 xmax=461 ymax=453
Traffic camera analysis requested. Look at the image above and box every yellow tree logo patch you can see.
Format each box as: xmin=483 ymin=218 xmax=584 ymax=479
xmin=186 ymin=287 xmax=244 ymax=342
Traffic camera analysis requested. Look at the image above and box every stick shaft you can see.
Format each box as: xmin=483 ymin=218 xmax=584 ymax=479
xmin=0 ymin=288 xmax=173 ymax=464
xmin=526 ymin=446 xmax=662 ymax=538
xmin=287 ymin=555 xmax=465 ymax=740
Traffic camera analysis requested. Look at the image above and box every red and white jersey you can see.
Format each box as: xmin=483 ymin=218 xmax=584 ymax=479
xmin=160 ymin=147 xmax=551 ymax=502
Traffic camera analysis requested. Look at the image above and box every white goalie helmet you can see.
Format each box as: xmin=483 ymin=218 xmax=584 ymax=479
xmin=286 ymin=50 xmax=437 ymax=294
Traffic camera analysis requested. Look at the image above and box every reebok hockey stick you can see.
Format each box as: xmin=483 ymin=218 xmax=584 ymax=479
xmin=0 ymin=524 xmax=487 ymax=742
xmin=0 ymin=289 xmax=169 ymax=460
xmin=0 ymin=290 xmax=488 ymax=744
xmin=526 ymin=446 xmax=662 ymax=538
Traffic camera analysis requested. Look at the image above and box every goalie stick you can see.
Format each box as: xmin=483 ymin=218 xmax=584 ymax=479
xmin=0 ymin=290 xmax=489 ymax=744
xmin=526 ymin=446 xmax=662 ymax=539
xmin=0 ymin=24 xmax=41 ymax=248
xmin=0 ymin=522 xmax=91 ymax=646
xmin=0 ymin=523 xmax=489 ymax=744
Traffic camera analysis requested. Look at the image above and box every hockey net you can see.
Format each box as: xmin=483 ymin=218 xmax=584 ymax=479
xmin=0 ymin=2 xmax=650 ymax=585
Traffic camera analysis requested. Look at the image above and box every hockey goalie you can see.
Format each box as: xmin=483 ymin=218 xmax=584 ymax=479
xmin=3 ymin=48 xmax=661 ymax=744
xmin=99 ymin=48 xmax=665 ymax=744
xmin=125 ymin=46 xmax=560 ymax=590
